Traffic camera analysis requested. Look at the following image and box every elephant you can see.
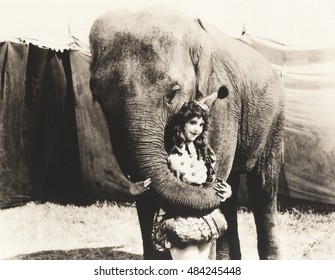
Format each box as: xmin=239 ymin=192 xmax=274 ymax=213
xmin=89 ymin=7 xmax=285 ymax=260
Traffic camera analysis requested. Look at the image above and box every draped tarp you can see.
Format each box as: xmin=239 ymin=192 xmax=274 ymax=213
xmin=0 ymin=42 xmax=30 ymax=207
xmin=0 ymin=41 xmax=130 ymax=208
xmin=0 ymin=42 xmax=87 ymax=208
xmin=242 ymin=34 xmax=335 ymax=207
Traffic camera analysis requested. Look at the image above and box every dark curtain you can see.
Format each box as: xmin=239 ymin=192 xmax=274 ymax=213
xmin=0 ymin=41 xmax=132 ymax=208
xmin=0 ymin=42 xmax=30 ymax=207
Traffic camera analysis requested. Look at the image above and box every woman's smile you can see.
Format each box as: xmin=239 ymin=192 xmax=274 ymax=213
xmin=190 ymin=131 xmax=199 ymax=138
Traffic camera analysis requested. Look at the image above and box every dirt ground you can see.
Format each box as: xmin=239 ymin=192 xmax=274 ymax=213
xmin=0 ymin=202 xmax=334 ymax=260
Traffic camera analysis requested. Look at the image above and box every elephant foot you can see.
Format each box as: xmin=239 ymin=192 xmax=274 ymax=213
xmin=258 ymin=244 xmax=281 ymax=260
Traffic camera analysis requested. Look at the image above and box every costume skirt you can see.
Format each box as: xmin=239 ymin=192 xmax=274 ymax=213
xmin=151 ymin=208 xmax=227 ymax=253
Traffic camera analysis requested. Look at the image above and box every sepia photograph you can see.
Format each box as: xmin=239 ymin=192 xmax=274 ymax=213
xmin=0 ymin=0 xmax=334 ymax=266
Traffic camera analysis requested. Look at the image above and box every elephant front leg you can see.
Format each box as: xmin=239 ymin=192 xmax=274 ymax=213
xmin=136 ymin=191 xmax=171 ymax=260
xmin=246 ymin=172 xmax=281 ymax=260
xmin=216 ymin=172 xmax=241 ymax=260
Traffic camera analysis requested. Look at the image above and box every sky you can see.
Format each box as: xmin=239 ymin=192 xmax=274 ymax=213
xmin=1 ymin=0 xmax=335 ymax=47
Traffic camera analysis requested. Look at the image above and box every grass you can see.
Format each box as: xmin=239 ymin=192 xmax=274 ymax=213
xmin=0 ymin=202 xmax=334 ymax=260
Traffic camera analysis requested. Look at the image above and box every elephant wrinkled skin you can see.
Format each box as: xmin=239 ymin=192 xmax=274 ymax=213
xmin=89 ymin=8 xmax=285 ymax=260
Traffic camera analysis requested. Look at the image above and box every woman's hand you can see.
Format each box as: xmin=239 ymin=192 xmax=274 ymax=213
xmin=128 ymin=176 xmax=151 ymax=196
xmin=213 ymin=179 xmax=232 ymax=202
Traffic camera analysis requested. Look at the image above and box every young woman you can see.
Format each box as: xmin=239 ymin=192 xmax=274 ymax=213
xmin=132 ymin=101 xmax=232 ymax=260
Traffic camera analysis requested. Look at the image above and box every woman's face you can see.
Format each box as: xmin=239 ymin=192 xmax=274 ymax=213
xmin=182 ymin=116 xmax=205 ymax=143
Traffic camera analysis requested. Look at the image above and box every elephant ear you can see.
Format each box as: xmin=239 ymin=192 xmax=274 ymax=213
xmin=192 ymin=18 xmax=213 ymax=98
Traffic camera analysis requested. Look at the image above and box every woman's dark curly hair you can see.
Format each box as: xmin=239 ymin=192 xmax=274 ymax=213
xmin=170 ymin=101 xmax=211 ymax=161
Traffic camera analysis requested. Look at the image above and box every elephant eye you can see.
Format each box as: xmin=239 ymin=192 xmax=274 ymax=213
xmin=165 ymin=83 xmax=181 ymax=104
